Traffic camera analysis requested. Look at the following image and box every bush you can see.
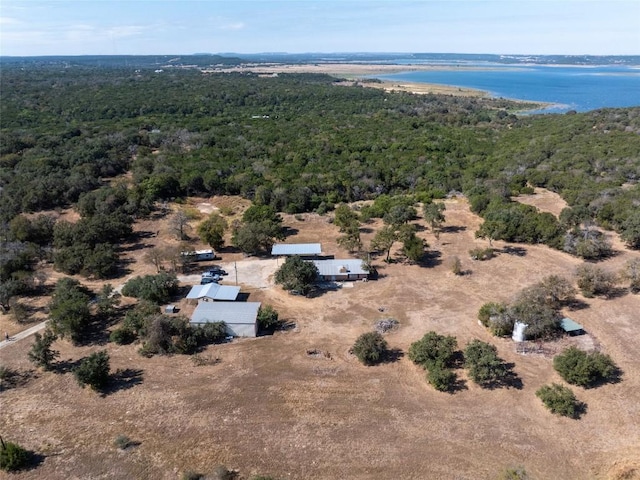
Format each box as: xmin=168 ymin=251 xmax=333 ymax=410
xmin=407 ymin=331 xmax=457 ymax=369
xmin=469 ymin=247 xmax=494 ymax=261
xmin=497 ymin=466 xmax=529 ymax=480
xmin=427 ymin=365 xmax=457 ymax=392
xmin=464 ymin=340 xmax=509 ymax=388
xmin=450 ymin=256 xmax=463 ymax=275
xmin=477 ymin=302 xmax=507 ymax=328
xmin=352 ymin=331 xmax=388 ymax=365
xmin=74 ymin=350 xmax=110 ymax=390
xmin=0 ymin=440 xmax=31 ymax=472
xmin=121 ymin=272 xmax=179 ymax=304
xmin=274 ymin=256 xmax=318 ymax=295
xmin=114 ymin=435 xmax=133 ymax=450
xmin=575 ymin=264 xmax=617 ymax=298
xmin=553 ymin=346 xmax=619 ymax=388
xmin=109 ymin=326 xmax=136 ymax=345
xmin=257 ymin=305 xmax=280 ymax=331
xmin=182 ymin=471 xmax=203 ymax=480
xmin=536 ymin=383 xmax=583 ymax=418
xmin=27 ymin=329 xmax=59 ymax=370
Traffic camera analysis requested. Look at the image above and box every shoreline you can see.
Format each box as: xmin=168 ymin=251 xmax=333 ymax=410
xmin=209 ymin=62 xmax=551 ymax=110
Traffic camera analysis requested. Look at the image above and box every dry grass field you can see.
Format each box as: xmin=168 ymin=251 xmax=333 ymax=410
xmin=1 ymin=193 xmax=639 ymax=480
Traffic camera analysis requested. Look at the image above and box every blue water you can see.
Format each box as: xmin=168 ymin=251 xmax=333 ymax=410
xmin=375 ymin=65 xmax=640 ymax=114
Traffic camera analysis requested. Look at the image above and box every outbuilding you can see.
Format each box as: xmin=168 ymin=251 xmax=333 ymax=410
xmin=312 ymin=259 xmax=369 ymax=281
xmin=560 ymin=317 xmax=586 ymax=336
xmin=186 ymin=283 xmax=240 ymax=302
xmin=271 ymin=243 xmax=322 ymax=257
xmin=190 ymin=301 xmax=261 ymax=337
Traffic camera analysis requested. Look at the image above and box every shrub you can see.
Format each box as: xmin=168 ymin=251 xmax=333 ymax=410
xmin=478 ymin=302 xmax=507 ymax=328
xmin=575 ymin=264 xmax=617 ymax=298
xmin=469 ymin=247 xmax=494 ymax=261
xmin=121 ymin=272 xmax=179 ymax=304
xmin=407 ymin=331 xmax=457 ymax=369
xmin=0 ymin=440 xmax=31 ymax=472
xmin=352 ymin=331 xmax=388 ymax=365
xmin=450 ymin=256 xmax=463 ymax=275
xmin=464 ymin=340 xmax=509 ymax=387
xmin=182 ymin=471 xmax=203 ymax=480
xmin=27 ymin=329 xmax=59 ymax=370
xmin=74 ymin=350 xmax=110 ymax=390
xmin=536 ymin=383 xmax=583 ymax=418
xmin=553 ymin=346 xmax=619 ymax=388
xmin=114 ymin=435 xmax=133 ymax=450
xmin=109 ymin=326 xmax=136 ymax=345
xmin=427 ymin=365 xmax=457 ymax=392
xmin=257 ymin=305 xmax=280 ymax=331
xmin=497 ymin=466 xmax=529 ymax=480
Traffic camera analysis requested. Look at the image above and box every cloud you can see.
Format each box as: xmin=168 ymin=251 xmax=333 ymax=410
xmin=218 ymin=22 xmax=245 ymax=31
xmin=0 ymin=16 xmax=23 ymax=26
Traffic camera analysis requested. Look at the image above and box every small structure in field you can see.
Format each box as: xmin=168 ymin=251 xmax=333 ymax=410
xmin=271 ymin=243 xmax=322 ymax=258
xmin=190 ymin=302 xmax=261 ymax=337
xmin=560 ymin=317 xmax=586 ymax=336
xmin=312 ymin=259 xmax=369 ymax=282
xmin=164 ymin=305 xmax=178 ymax=314
xmin=186 ymin=283 xmax=240 ymax=303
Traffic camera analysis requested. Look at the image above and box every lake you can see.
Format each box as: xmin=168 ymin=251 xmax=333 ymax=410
xmin=374 ymin=65 xmax=640 ymax=114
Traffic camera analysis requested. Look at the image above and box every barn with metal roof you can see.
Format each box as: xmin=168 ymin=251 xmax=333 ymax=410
xmin=186 ymin=283 xmax=240 ymax=302
xmin=271 ymin=243 xmax=322 ymax=257
xmin=312 ymin=259 xmax=369 ymax=281
xmin=190 ymin=302 xmax=261 ymax=337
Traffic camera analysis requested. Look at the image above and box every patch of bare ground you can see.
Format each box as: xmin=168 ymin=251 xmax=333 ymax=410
xmin=2 ymin=196 xmax=639 ymax=479
xmin=512 ymin=187 xmax=569 ymax=217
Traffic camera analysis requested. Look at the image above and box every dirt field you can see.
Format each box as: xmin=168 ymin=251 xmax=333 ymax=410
xmin=1 ymin=193 xmax=640 ymax=480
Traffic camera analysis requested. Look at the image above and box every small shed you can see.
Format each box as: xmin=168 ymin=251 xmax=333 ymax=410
xmin=560 ymin=317 xmax=585 ymax=336
xmin=271 ymin=243 xmax=322 ymax=257
xmin=164 ymin=305 xmax=178 ymax=314
xmin=190 ymin=301 xmax=261 ymax=337
xmin=312 ymin=259 xmax=369 ymax=281
xmin=186 ymin=283 xmax=240 ymax=303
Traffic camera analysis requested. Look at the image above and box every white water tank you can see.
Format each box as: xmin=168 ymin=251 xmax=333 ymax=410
xmin=512 ymin=321 xmax=528 ymax=342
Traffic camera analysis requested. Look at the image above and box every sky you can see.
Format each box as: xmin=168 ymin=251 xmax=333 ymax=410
xmin=1 ymin=1 xmax=639 ymax=57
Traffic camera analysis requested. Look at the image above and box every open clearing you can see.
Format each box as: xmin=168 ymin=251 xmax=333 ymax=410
xmin=1 ymin=193 xmax=639 ymax=480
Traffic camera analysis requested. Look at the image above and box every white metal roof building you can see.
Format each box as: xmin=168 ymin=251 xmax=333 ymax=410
xmin=271 ymin=243 xmax=322 ymax=256
xmin=186 ymin=283 xmax=240 ymax=302
xmin=311 ymin=259 xmax=369 ymax=281
xmin=190 ymin=301 xmax=261 ymax=337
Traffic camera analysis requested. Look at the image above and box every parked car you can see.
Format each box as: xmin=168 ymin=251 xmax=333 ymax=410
xmin=200 ymin=276 xmax=219 ymax=285
xmin=204 ymin=268 xmax=227 ymax=276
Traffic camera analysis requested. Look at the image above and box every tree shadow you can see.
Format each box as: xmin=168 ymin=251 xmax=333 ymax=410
xmin=282 ymin=227 xmax=300 ymax=238
xmin=587 ymin=366 xmax=624 ymax=389
xmin=441 ymin=225 xmax=467 ymax=234
xmin=0 ymin=368 xmax=38 ymax=391
xmin=101 ymin=368 xmax=144 ymax=396
xmin=500 ymin=245 xmax=527 ymax=257
xmin=605 ymin=287 xmax=629 ymax=300
xmin=54 ymin=358 xmax=83 ymax=374
xmin=568 ymin=299 xmax=590 ymax=311
xmin=382 ymin=348 xmax=404 ymax=364
xmin=446 ymin=375 xmax=468 ymax=394
xmin=478 ymin=362 xmax=524 ymax=390
xmin=571 ymin=400 xmax=588 ymax=419
xmin=418 ymin=250 xmax=442 ymax=268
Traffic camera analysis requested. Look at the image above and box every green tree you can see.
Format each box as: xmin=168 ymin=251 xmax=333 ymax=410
xmin=232 ymin=220 xmax=285 ymax=255
xmin=408 ymin=331 xmax=458 ymax=369
xmin=0 ymin=439 xmax=31 ymax=472
xmin=620 ymin=211 xmax=640 ymax=249
xmin=536 ymin=383 xmax=583 ymax=419
xmin=121 ymin=272 xmax=179 ymax=304
xmin=575 ymin=264 xmax=617 ymax=298
xmin=74 ymin=350 xmax=110 ymax=390
xmin=337 ymin=222 xmax=362 ymax=253
xmin=352 ymin=331 xmax=388 ymax=365
xmin=197 ymin=213 xmax=228 ymax=250
xmin=553 ymin=346 xmax=618 ymax=388
xmin=73 ymin=350 xmax=110 ymax=390
xmin=371 ymin=225 xmax=398 ymax=262
xmin=333 ymin=204 xmax=359 ymax=232
xmin=257 ymin=305 xmax=280 ymax=331
xmin=622 ymin=258 xmax=640 ymax=293
xmin=274 ymin=256 xmax=318 ymax=295
xmin=27 ymin=329 xmax=59 ymax=370
xmin=401 ymin=228 xmax=424 ymax=263
xmin=423 ymin=201 xmax=446 ymax=239
xmin=383 ymin=204 xmax=415 ymax=227
xmin=96 ymin=283 xmax=121 ymax=318
xmin=464 ymin=340 xmax=509 ymax=387
xmin=426 ymin=364 xmax=457 ymax=392
xmin=48 ymin=277 xmax=92 ymax=344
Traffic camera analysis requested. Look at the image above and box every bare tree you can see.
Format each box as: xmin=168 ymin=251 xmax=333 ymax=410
xmin=169 ymin=209 xmax=191 ymax=240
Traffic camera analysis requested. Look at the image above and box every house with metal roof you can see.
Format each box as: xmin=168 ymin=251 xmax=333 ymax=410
xmin=311 ymin=259 xmax=369 ymax=281
xmin=186 ymin=283 xmax=240 ymax=302
xmin=190 ymin=301 xmax=261 ymax=337
xmin=560 ymin=317 xmax=586 ymax=336
xmin=271 ymin=243 xmax=322 ymax=257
